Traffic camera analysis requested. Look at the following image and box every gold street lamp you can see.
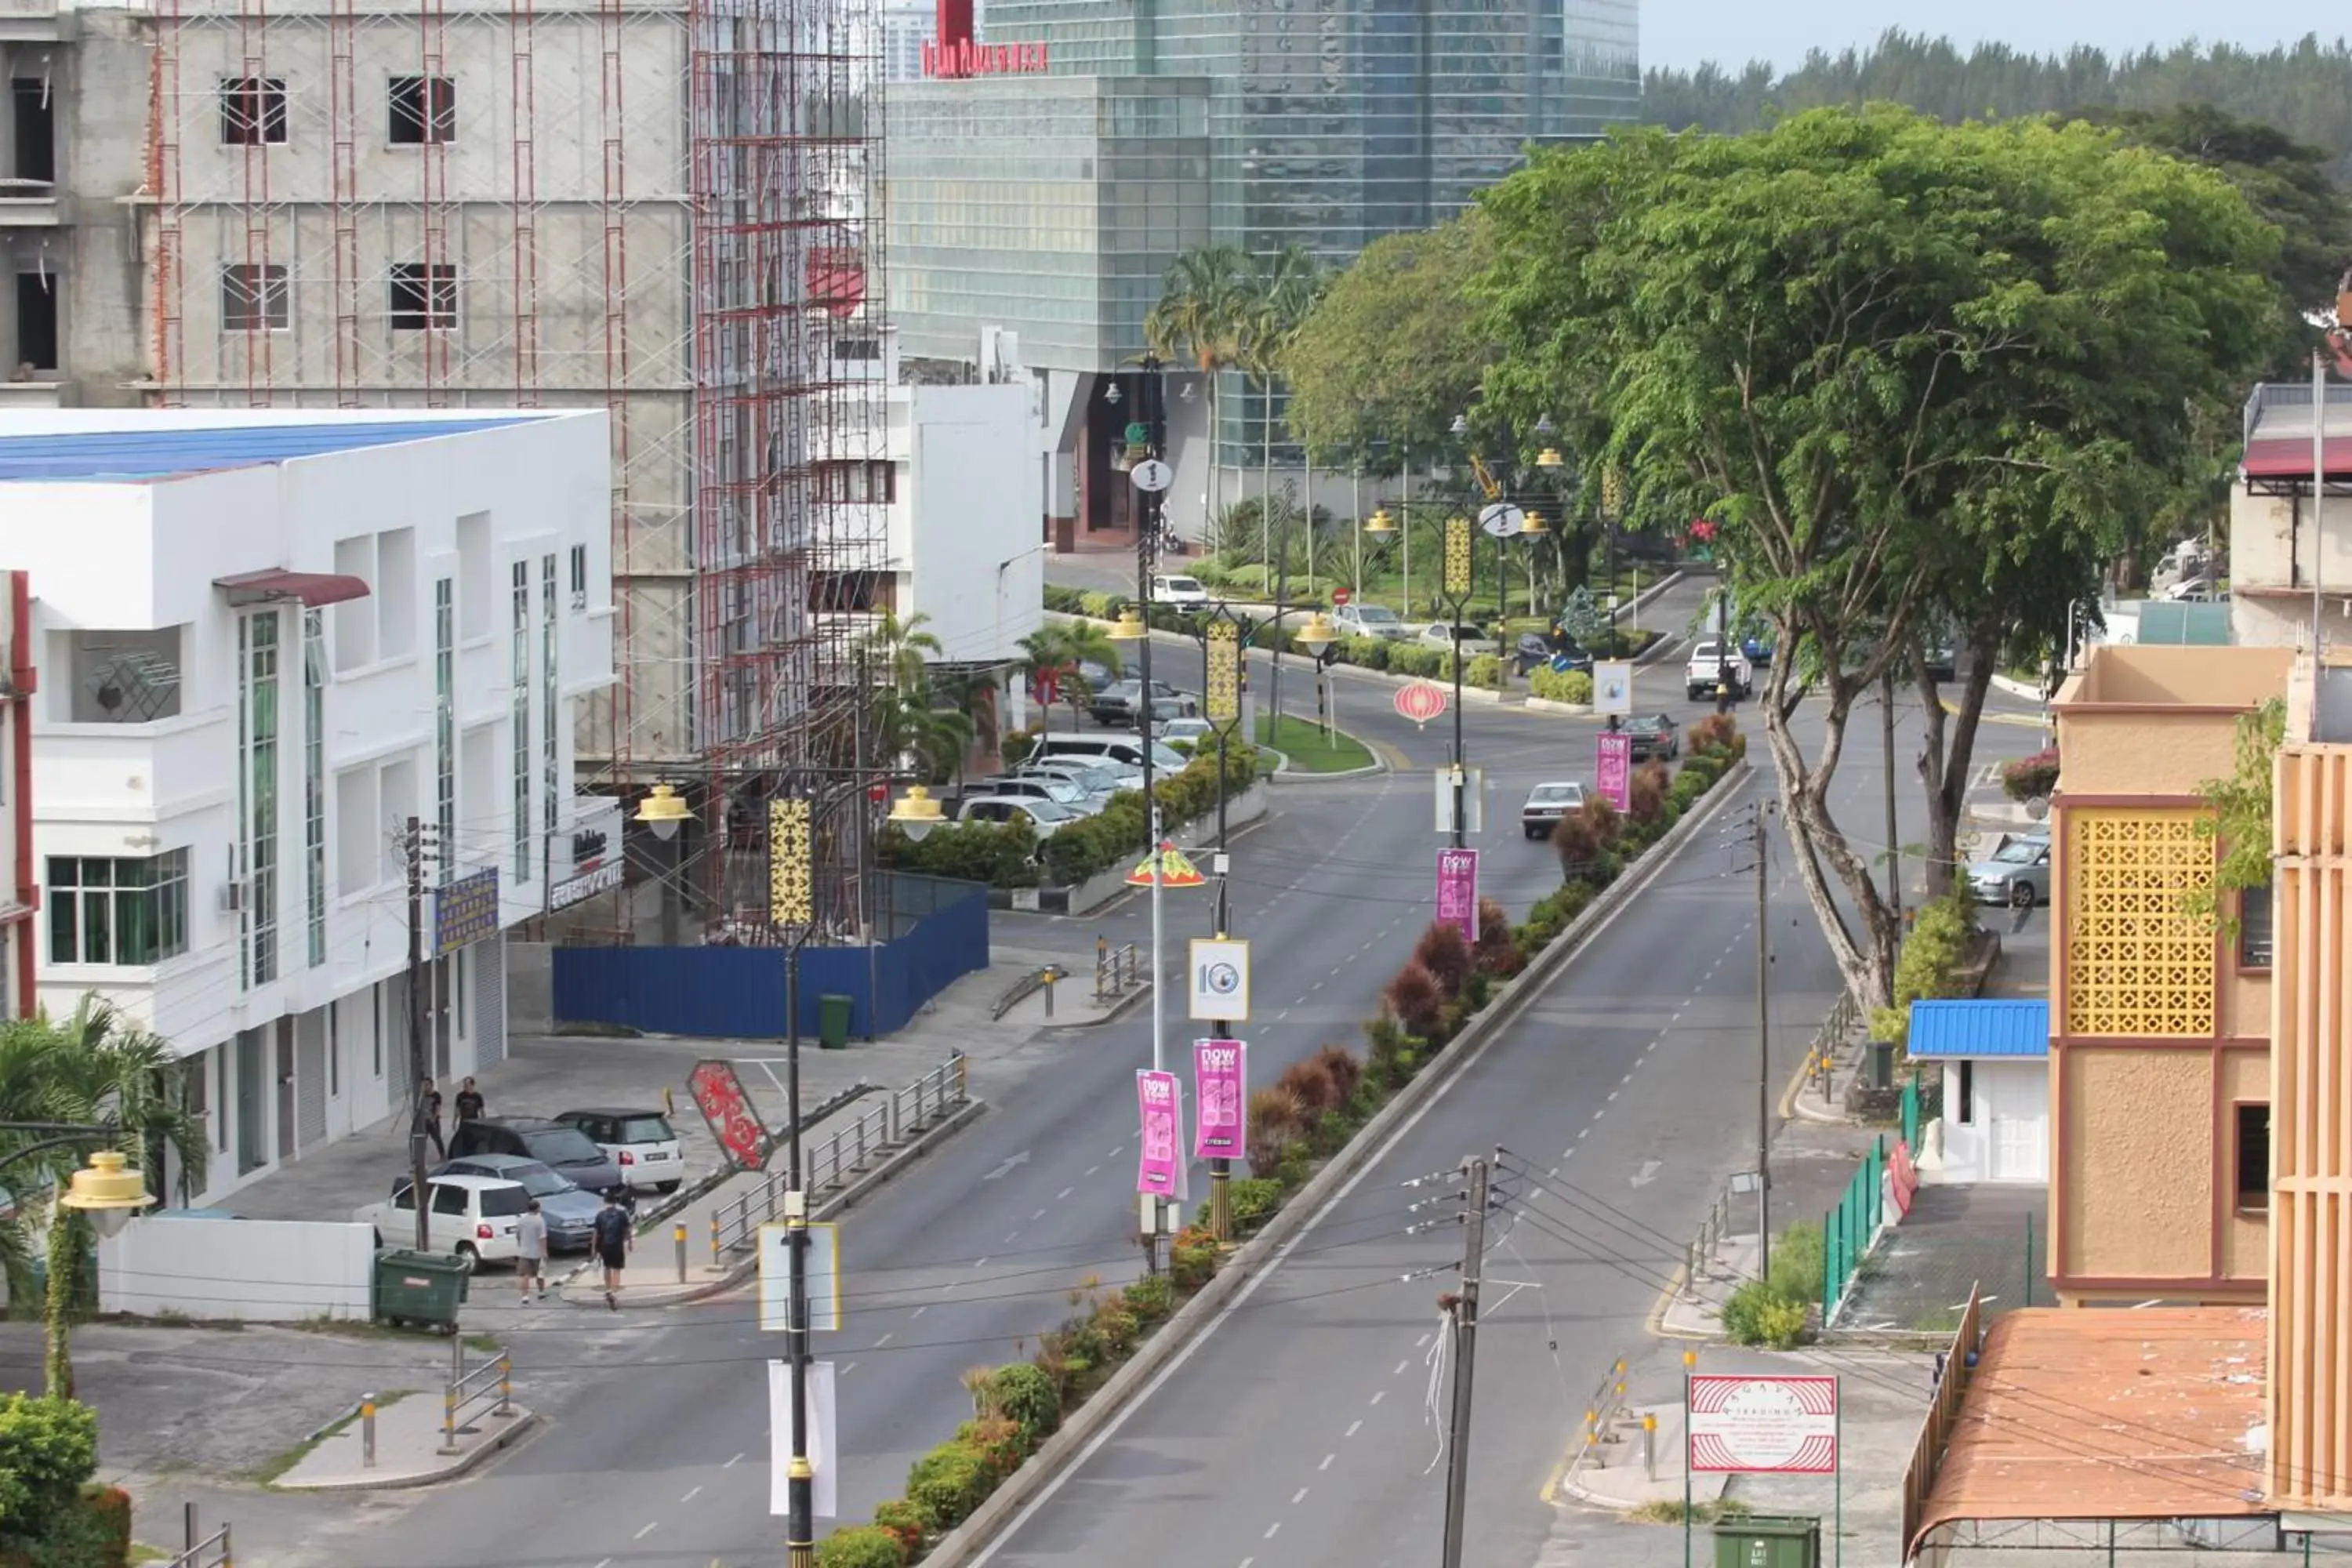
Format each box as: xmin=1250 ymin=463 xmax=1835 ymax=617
xmin=60 ymin=1149 xmax=152 ymax=1240
xmin=885 ymin=786 xmax=945 ymax=841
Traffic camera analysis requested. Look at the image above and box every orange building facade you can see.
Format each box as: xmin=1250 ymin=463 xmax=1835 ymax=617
xmin=2046 ymin=646 xmax=2295 ymax=1306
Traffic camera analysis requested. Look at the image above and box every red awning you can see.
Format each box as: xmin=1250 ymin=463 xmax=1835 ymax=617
xmin=2241 ymin=434 xmax=2352 ymax=482
xmin=213 ymin=569 xmax=371 ymax=608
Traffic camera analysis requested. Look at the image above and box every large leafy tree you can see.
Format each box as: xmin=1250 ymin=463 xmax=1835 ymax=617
xmin=1478 ymin=107 xmax=2277 ymax=1010
xmin=1283 ymin=215 xmax=1494 ymax=468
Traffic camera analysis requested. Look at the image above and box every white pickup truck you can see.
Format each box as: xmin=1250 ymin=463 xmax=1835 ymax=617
xmin=1685 ymin=639 xmax=1755 ymax=702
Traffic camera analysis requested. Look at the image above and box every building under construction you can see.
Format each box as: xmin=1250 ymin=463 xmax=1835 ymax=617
xmin=0 ymin=0 xmax=892 ymax=937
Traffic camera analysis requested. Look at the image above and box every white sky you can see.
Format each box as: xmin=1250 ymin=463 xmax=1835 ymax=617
xmin=1640 ymin=2 xmax=2352 ymax=74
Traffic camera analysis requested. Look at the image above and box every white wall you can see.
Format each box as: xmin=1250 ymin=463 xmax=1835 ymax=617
xmin=900 ymin=383 xmax=1044 ymax=666
xmin=99 ymin=1217 xmax=375 ymax=1321
xmin=1933 ymin=1058 xmax=2049 ymax=1185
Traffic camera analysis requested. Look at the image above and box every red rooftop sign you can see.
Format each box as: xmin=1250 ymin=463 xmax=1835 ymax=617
xmin=921 ymin=38 xmax=1047 ymax=77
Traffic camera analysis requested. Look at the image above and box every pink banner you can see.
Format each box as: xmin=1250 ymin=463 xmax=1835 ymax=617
xmin=1597 ymin=731 xmax=1632 ymax=811
xmin=1136 ymin=1069 xmax=1184 ymax=1196
xmin=1436 ymin=848 xmax=1479 ymax=938
xmin=1192 ymin=1039 xmax=1246 ymax=1160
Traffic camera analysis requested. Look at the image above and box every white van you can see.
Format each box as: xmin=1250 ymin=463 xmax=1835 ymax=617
xmin=1034 ymin=731 xmax=1189 ymax=772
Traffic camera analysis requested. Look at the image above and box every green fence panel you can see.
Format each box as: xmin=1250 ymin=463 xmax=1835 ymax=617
xmin=1900 ymin=1076 xmax=1920 ymax=1149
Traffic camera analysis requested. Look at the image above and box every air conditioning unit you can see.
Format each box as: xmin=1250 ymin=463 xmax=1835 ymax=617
xmin=217 ymin=881 xmax=244 ymax=913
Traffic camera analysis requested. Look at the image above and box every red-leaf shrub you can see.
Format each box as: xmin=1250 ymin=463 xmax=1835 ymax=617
xmin=1553 ymin=808 xmax=1606 ymax=883
xmin=1414 ymin=920 xmax=1475 ymax=998
xmin=1311 ymin=1043 xmax=1363 ymax=1107
xmin=1628 ymin=761 xmax=1671 ymax=826
xmin=1246 ymin=1087 xmax=1307 ymax=1177
xmin=1578 ymin=793 xmax=1621 ymax=848
xmin=1276 ymin=1055 xmax=1338 ymax=1116
xmin=1385 ymin=960 xmax=1446 ymax=1036
xmin=1474 ymin=897 xmax=1523 ymax=978
xmin=1688 ymin=713 xmax=1737 ymax=756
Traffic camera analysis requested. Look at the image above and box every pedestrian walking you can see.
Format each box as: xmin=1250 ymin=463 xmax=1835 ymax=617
xmin=515 ymin=1199 xmax=548 ymax=1303
xmin=593 ymin=1189 xmax=632 ymax=1311
xmin=453 ymin=1076 xmax=486 ymax=1123
xmin=418 ymin=1077 xmax=445 ymax=1158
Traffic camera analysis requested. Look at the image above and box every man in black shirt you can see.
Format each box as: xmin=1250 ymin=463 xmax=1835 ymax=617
xmin=453 ymin=1076 xmax=486 ymax=1123
xmin=593 ymin=1190 xmax=632 ymax=1310
xmin=417 ymin=1078 xmax=445 ymax=1157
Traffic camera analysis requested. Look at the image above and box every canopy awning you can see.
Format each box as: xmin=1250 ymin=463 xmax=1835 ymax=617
xmin=213 ymin=569 xmax=371 ymax=608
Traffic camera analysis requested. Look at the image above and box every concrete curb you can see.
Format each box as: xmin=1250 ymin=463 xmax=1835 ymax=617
xmin=274 ymin=1408 xmax=540 ymax=1493
xmin=1988 ymin=671 xmax=2046 ymax=704
xmin=919 ymin=757 xmax=1758 ymax=1568
xmin=560 ymin=1099 xmax=989 ymax=1310
xmin=1524 ymin=697 xmax=1595 ymax=717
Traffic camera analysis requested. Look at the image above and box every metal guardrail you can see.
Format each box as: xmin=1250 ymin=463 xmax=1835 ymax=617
xmin=1802 ymin=989 xmax=1861 ymax=1102
xmin=1570 ymin=1353 xmax=1635 ymax=1472
xmin=710 ymin=1054 xmax=971 ymax=1261
xmin=1094 ymin=939 xmax=1141 ymax=1002
xmin=438 ymin=1341 xmax=516 ymax=1456
xmin=991 ymin=964 xmax=1066 ymax=1021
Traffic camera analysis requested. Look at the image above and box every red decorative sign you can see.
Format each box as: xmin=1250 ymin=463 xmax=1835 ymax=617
xmin=1688 ymin=1375 xmax=1838 ymax=1474
xmin=688 ymin=1059 xmax=769 ymax=1173
xmin=1394 ymin=681 xmax=1448 ymax=727
xmin=921 ymin=38 xmax=1049 ymax=77
xmin=1333 ymin=588 xmax=1352 ymax=605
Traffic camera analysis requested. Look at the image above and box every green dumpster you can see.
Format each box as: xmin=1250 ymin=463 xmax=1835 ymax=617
xmin=373 ymin=1248 xmax=471 ymax=1334
xmin=1712 ymin=1515 xmax=1820 ymax=1568
xmin=818 ymin=993 xmax=855 ymax=1049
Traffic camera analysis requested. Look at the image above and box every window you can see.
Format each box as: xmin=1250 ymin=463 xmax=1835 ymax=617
xmin=2239 ymin=883 xmax=2274 ymax=969
xmin=434 ymin=579 xmax=455 ymax=878
xmin=568 ymin=543 xmax=588 ymax=611
xmin=388 ymin=263 xmax=457 ymax=331
xmin=240 ymin=613 xmax=281 ymax=987
xmin=2236 ymin=1103 xmax=2270 ymax=1211
xmin=14 ymin=272 xmax=55 ymax=372
xmin=303 ymin=610 xmax=327 ymax=967
xmin=220 ymin=77 xmax=288 ymax=145
xmin=512 ymin=561 xmax=532 ymax=883
xmin=813 ymin=459 xmax=895 ymax=503
xmin=430 ymin=1182 xmax=470 ymax=1217
xmin=542 ymin=556 xmax=558 ymax=858
xmin=387 ymin=74 xmax=455 ymax=144
xmin=221 ymin=263 xmax=289 ymax=332
xmin=47 ymin=851 xmax=191 ymax=965
xmin=1954 ymin=1060 xmax=1975 ymax=1126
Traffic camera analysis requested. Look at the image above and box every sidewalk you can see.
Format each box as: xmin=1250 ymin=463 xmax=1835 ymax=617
xmin=276 ymin=1381 xmax=536 ymax=1491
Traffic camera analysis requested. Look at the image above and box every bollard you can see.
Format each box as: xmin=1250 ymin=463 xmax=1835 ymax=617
xmin=1095 ymin=934 xmax=1109 ymax=999
xmin=1586 ymin=1411 xmax=1603 ymax=1467
xmin=185 ymin=1501 xmax=198 ymax=1555
xmin=674 ymin=1221 xmax=688 ymax=1283
xmin=1687 ymin=1241 xmax=1700 ymax=1287
xmin=1042 ymin=967 xmax=1057 ymax=1018
xmin=1641 ymin=1413 xmax=1657 ymax=1480
xmin=361 ymin=1392 xmax=378 ymax=1468
xmin=451 ymin=1335 xmax=465 ymax=1388
xmin=710 ymin=1209 xmax=721 ymax=1268
xmin=441 ymin=1384 xmax=459 ymax=1456
xmin=495 ymin=1354 xmax=514 ymax=1417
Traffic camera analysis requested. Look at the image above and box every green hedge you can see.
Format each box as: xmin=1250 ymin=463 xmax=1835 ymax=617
xmin=1529 ymin=667 xmax=1593 ymax=705
xmin=1465 ymin=654 xmax=1505 ymax=690
xmin=1036 ymin=745 xmax=1260 ymax=887
xmin=1870 ymin=888 xmax=1980 ymax=1052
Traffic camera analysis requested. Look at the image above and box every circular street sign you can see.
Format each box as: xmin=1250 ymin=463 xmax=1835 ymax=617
xmin=1131 ymin=459 xmax=1174 ymax=493
xmin=1478 ymin=501 xmax=1526 ymax=540
xmin=1394 ymin=681 xmax=1449 ymax=728
xmin=1333 ymin=587 xmax=1352 ymax=606
xmin=1550 ymin=653 xmax=1573 ymax=673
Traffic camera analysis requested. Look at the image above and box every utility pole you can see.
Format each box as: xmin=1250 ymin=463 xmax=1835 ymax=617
xmin=1754 ymin=806 xmax=1772 ymax=1279
xmin=403 ymin=816 xmax=430 ymax=1253
xmin=1439 ymin=1156 xmax=1490 ymax=1568
xmin=785 ymin=900 xmax=813 ymax=1567
xmin=1881 ymin=669 xmax=1900 ymax=921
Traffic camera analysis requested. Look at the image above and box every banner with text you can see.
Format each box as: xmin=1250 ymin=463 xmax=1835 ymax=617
xmin=1436 ymin=848 xmax=1479 ymax=937
xmin=1192 ymin=1039 xmax=1246 ymax=1160
xmin=1136 ymin=1069 xmax=1188 ymax=1200
xmin=1597 ymin=731 xmax=1633 ymax=812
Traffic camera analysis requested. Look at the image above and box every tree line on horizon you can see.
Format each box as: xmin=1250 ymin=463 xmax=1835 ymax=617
xmin=1643 ymin=29 xmax=2352 ymax=179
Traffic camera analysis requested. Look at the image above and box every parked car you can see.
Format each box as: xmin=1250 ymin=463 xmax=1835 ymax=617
xmin=957 ymin=796 xmax=1081 ymax=830
xmin=433 ymin=1154 xmax=600 ymax=1249
xmin=1014 ymin=758 xmax=1141 ymax=797
xmin=1418 ymin=622 xmax=1501 ymax=659
xmin=1331 ymin=602 xmax=1411 ymax=642
xmin=1152 ymin=574 xmax=1212 ymax=607
xmin=1624 ymin=713 xmax=1680 ymax=761
xmin=1922 ymin=643 xmax=1958 ymax=682
xmin=1155 ymin=716 xmax=1219 ymax=743
xmin=555 ymin=1109 xmax=687 ymax=1196
xmin=1685 ymin=640 xmax=1755 ymax=701
xmin=1968 ymin=833 xmax=2051 ymax=909
xmin=445 ymin=1117 xmax=631 ymax=1203
xmin=1741 ymin=632 xmax=1775 ymax=667
xmin=961 ymin=775 xmax=1095 ymax=815
xmin=1521 ymin=780 xmax=1588 ymax=839
xmin=354 ymin=1174 xmax=529 ymax=1269
xmin=1088 ymin=679 xmax=1198 ymax=726
xmin=1032 ymin=732 xmax=1189 ymax=772
xmin=1509 ymin=633 xmax=1557 ymax=677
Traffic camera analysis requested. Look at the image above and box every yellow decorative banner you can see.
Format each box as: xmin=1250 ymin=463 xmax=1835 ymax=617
xmin=1205 ymin=619 xmax=1240 ymax=721
xmin=1602 ymin=465 xmax=1624 ymax=519
xmin=1125 ymin=841 xmax=1206 ymax=889
xmin=1443 ymin=516 xmax=1473 ymax=597
xmin=769 ymin=798 xmax=812 ymax=927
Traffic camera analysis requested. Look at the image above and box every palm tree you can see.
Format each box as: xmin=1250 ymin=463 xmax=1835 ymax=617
xmin=931 ymin=666 xmax=1000 ymax=786
xmin=1240 ymin=245 xmax=1326 ymax=575
xmin=8 ymin=1000 xmax=206 ymax=1396
xmin=1147 ymin=245 xmax=1255 ymax=540
xmin=1018 ymin=625 xmax=1122 ymax=732
xmin=859 ymin=611 xmax=971 ymax=783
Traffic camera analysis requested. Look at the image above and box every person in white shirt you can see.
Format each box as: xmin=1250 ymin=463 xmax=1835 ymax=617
xmin=514 ymin=1200 xmax=549 ymax=1302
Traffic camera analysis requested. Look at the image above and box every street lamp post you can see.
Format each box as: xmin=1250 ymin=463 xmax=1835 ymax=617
xmin=0 ymin=1134 xmax=156 ymax=1398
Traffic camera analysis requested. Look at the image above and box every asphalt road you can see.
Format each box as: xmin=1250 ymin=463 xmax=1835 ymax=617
xmin=260 ymin=590 xmax=1715 ymax=1568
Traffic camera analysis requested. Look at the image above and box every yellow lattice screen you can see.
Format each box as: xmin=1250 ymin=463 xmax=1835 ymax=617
xmin=2063 ymin=809 xmax=2216 ymax=1036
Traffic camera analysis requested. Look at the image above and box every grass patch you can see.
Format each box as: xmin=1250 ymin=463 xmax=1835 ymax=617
xmin=127 ymin=1545 xmax=172 ymax=1565
xmin=1254 ymin=713 xmax=1373 ymax=773
xmin=249 ymin=1390 xmax=415 ymax=1486
xmin=1626 ymin=1497 xmax=1752 ymax=1526
xmin=463 ymin=1333 xmax=502 ymax=1353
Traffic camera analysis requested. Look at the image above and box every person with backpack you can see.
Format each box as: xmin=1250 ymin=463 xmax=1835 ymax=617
xmin=593 ymin=1190 xmax=632 ymax=1310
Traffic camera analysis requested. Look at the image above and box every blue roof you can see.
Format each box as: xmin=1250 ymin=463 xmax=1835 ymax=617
xmin=1906 ymin=999 xmax=2049 ymax=1059
xmin=0 ymin=417 xmax=541 ymax=483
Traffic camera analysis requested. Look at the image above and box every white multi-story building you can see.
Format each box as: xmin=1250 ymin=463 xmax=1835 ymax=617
xmin=0 ymin=408 xmax=619 ymax=1203
xmin=881 ymin=0 xmax=937 ymax=81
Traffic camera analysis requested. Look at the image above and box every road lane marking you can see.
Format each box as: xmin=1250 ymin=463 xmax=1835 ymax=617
xmin=681 ymin=1486 xmax=702 ymax=1504
xmin=1109 ymin=1147 xmax=1124 ymax=1160
xmin=975 ymin=1258 xmax=989 ymax=1269
xmin=1033 ymin=1208 xmax=1047 ymax=1221
xmin=1415 ymin=1333 xmax=1430 ymax=1348
xmin=1578 ymin=1127 xmax=1591 ymax=1138
xmin=1265 ymin=1523 xmax=1282 ymax=1540
xmin=842 ymin=1362 xmax=858 ymax=1375
xmin=725 ymin=1454 xmax=743 ymax=1468
xmin=1057 ymin=1187 xmax=1074 ymax=1200
xmin=1346 ymin=1420 xmax=1363 ymax=1437
xmin=1292 ymin=1487 xmax=1309 ymax=1504
xmin=635 ymin=1524 xmax=658 ymax=1541
xmin=1085 ymin=1166 xmax=1100 ymax=1178
xmin=875 ymin=1333 xmax=894 ymax=1347
xmin=913 ymin=1306 xmax=926 ymax=1318
xmin=1607 ymin=1090 xmax=1618 ymax=1102
xmin=1319 ymin=1454 xmax=1335 ymax=1471
xmin=1370 ymin=1390 xmax=1385 ymax=1406
xmin=1006 ymin=1231 xmax=1022 ymax=1243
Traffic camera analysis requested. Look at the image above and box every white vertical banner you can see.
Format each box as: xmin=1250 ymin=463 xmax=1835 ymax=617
xmin=768 ymin=1359 xmax=840 ymax=1519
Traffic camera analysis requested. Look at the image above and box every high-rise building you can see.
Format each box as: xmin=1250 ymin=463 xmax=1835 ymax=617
xmin=887 ymin=0 xmax=1639 ymax=537
xmin=883 ymin=0 xmax=939 ymax=82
